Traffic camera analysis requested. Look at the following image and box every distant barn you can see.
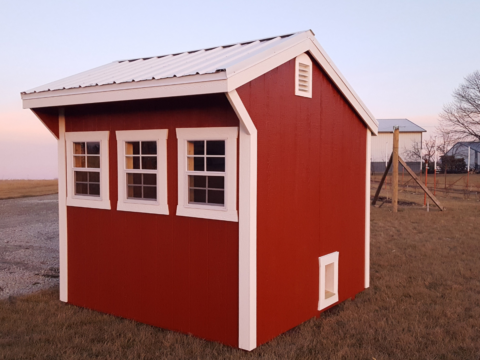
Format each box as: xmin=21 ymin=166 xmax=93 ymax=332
xmin=21 ymin=30 xmax=378 ymax=350
xmin=371 ymin=119 xmax=426 ymax=173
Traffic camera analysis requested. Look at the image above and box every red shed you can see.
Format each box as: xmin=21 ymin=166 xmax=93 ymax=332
xmin=21 ymin=30 xmax=378 ymax=350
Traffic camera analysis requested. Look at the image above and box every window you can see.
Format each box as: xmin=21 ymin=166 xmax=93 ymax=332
xmin=66 ymin=131 xmax=110 ymax=210
xmin=318 ymin=252 xmax=339 ymax=310
xmin=116 ymin=129 xmax=168 ymax=215
xmin=295 ymin=53 xmax=312 ymax=98
xmin=176 ymin=127 xmax=238 ymax=222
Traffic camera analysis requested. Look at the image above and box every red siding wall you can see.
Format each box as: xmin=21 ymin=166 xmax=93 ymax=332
xmin=64 ymin=94 xmax=239 ymax=347
xmin=237 ymin=57 xmax=367 ymax=346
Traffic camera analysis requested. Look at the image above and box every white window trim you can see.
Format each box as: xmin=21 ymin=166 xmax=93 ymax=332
xmin=65 ymin=131 xmax=110 ymax=210
xmin=318 ymin=251 xmax=339 ymax=311
xmin=176 ymin=127 xmax=238 ymax=222
xmin=116 ymin=129 xmax=169 ymax=215
xmin=295 ymin=53 xmax=313 ymax=98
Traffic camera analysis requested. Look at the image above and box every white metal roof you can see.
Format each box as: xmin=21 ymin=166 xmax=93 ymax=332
xmin=377 ymin=119 xmax=426 ymax=133
xmin=23 ymin=32 xmax=300 ymax=95
xmin=21 ymin=30 xmax=378 ymax=134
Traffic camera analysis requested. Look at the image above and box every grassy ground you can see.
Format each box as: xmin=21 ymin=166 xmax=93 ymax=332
xmin=1 ymin=190 xmax=479 ymax=359
xmin=0 ymin=180 xmax=58 ymax=200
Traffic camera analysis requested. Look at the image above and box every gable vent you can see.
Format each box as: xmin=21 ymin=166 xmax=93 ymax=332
xmin=298 ymin=63 xmax=310 ymax=93
xmin=295 ymin=53 xmax=312 ymax=98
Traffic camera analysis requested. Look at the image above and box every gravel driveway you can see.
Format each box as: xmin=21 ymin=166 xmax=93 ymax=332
xmin=0 ymin=194 xmax=59 ymax=300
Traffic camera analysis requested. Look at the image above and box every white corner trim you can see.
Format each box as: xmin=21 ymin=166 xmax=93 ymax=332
xmin=176 ymin=127 xmax=238 ymax=222
xmin=226 ymin=90 xmax=257 ymax=351
xmin=65 ymin=131 xmax=111 ymax=210
xmin=58 ymin=108 xmax=68 ymax=302
xmin=365 ymin=129 xmax=371 ymax=288
xmin=115 ymin=129 xmax=169 ymax=215
xmin=318 ymin=252 xmax=339 ymax=311
xmin=295 ymin=53 xmax=312 ymax=98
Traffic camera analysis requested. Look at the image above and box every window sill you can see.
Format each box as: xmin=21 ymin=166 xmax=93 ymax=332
xmin=67 ymin=197 xmax=111 ymax=210
xmin=117 ymin=201 xmax=169 ymax=215
xmin=176 ymin=205 xmax=238 ymax=222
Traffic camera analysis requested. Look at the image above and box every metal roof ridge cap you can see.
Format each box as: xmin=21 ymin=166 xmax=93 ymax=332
xmin=113 ymin=30 xmax=308 ymax=63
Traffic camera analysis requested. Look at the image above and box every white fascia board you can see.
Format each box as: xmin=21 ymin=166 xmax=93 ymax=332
xmin=227 ymin=36 xmax=378 ymax=135
xmin=309 ymin=36 xmax=378 ymax=134
xmin=226 ymin=90 xmax=257 ymax=351
xmin=225 ymin=31 xmax=311 ymax=76
xmin=22 ymin=72 xmax=228 ymax=109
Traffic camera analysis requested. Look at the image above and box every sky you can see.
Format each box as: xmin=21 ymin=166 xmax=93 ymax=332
xmin=1 ymin=0 xmax=479 ymax=179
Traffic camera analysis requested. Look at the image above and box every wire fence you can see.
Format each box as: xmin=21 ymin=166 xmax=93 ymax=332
xmin=371 ymin=172 xmax=480 ymax=201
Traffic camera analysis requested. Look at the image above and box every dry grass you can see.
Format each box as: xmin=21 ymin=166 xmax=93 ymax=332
xmin=1 ymin=193 xmax=480 ymax=359
xmin=0 ymin=180 xmax=58 ymax=200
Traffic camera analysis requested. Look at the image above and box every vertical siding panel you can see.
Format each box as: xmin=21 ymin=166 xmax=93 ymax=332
xmin=238 ymin=57 xmax=367 ymax=346
xmin=65 ymin=94 xmax=239 ymax=347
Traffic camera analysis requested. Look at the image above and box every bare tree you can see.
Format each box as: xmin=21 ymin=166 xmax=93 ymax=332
xmin=404 ymin=138 xmax=436 ymax=164
xmin=439 ymin=71 xmax=480 ymax=141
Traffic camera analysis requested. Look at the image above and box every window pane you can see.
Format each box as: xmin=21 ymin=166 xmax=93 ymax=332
xmin=88 ymin=172 xmax=100 ymax=183
xmin=87 ymin=156 xmax=100 ymax=168
xmin=188 ymin=141 xmax=204 ymax=155
xmin=143 ymin=186 xmax=157 ymax=199
xmin=75 ymin=183 xmax=88 ymax=195
xmin=127 ymin=173 xmax=142 ymax=185
xmin=193 ymin=157 xmax=204 ymax=171
xmin=87 ymin=142 xmax=100 ymax=155
xmin=74 ymin=156 xmax=85 ymax=168
xmin=143 ymin=173 xmax=156 ymax=185
xmin=208 ymin=190 xmax=224 ymax=205
xmin=132 ymin=157 xmax=140 ymax=169
xmin=206 ymin=157 xmax=225 ymax=172
xmin=142 ymin=156 xmax=157 ymax=170
xmin=89 ymin=183 xmax=100 ymax=196
xmin=74 ymin=142 xmax=85 ymax=154
xmin=127 ymin=186 xmax=142 ymax=198
xmin=126 ymin=142 xmax=140 ymax=155
xmin=208 ymin=176 xmax=224 ymax=189
xmin=189 ymin=175 xmax=206 ymax=188
xmin=141 ymin=141 xmax=157 ymax=155
xmin=75 ymin=171 xmax=88 ymax=182
xmin=189 ymin=189 xmax=206 ymax=203
xmin=206 ymin=141 xmax=225 ymax=155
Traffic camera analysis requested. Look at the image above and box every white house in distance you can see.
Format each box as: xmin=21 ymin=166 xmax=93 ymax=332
xmin=371 ymin=119 xmax=426 ymax=173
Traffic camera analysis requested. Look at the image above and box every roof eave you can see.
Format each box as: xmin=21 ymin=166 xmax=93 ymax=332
xmin=21 ymin=72 xmax=228 ymax=109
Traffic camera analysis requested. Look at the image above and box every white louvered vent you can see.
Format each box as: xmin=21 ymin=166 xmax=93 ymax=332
xmin=295 ymin=53 xmax=312 ymax=98
xmin=298 ymin=63 xmax=310 ymax=93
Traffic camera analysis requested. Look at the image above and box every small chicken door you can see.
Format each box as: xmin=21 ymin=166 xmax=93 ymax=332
xmin=318 ymin=252 xmax=339 ymax=310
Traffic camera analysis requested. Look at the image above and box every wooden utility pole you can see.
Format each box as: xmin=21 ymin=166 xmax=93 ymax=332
xmin=372 ymin=155 xmax=445 ymax=211
xmin=392 ymin=127 xmax=399 ymax=212
xmin=424 ymin=159 xmax=428 ymax=206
